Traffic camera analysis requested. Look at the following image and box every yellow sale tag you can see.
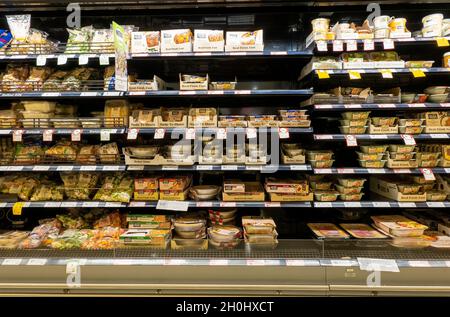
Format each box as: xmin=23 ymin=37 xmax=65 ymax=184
xmin=317 ymin=70 xmax=330 ymax=79
xmin=348 ymin=70 xmax=361 ymax=80
xmin=12 ymin=202 xmax=24 ymax=216
xmin=380 ymin=69 xmax=393 ymax=79
xmin=410 ymin=69 xmax=426 ymax=78
xmin=436 ymin=37 xmax=449 ymax=47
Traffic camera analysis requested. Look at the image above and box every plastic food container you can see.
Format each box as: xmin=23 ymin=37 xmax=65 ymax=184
xmin=20 ymin=111 xmax=54 ymax=119
xmin=360 ymin=145 xmax=388 ymax=154
xmin=371 ymin=215 xmax=428 ymax=237
xmin=21 ymin=101 xmax=56 ymax=112
xmin=426 ymin=191 xmax=448 ymax=201
xmin=173 ymin=217 xmax=206 ymax=232
xmin=80 ymin=118 xmax=102 ymax=128
xmin=416 ymin=152 xmax=440 ymax=160
xmin=422 ymin=13 xmax=444 ymax=27
xmin=307 ymin=151 xmax=333 ymax=161
xmin=389 ymin=18 xmax=407 ymax=32
xmin=389 ymin=152 xmax=415 ymax=160
xmin=374 ymin=28 xmax=390 ymax=38
xmin=389 ymin=144 xmax=415 ymax=153
xmin=422 ymin=25 xmax=442 ymax=38
xmin=421 ymin=183 xmax=435 ymax=191
xmin=374 ymin=16 xmax=391 ymax=29
xmin=335 ymin=185 xmax=363 ymax=194
xmin=311 ymin=18 xmax=330 ymax=32
xmin=371 ymin=117 xmax=397 ymax=126
xmin=419 ymin=159 xmax=439 ymax=167
xmin=339 ymin=126 xmax=367 ymax=134
xmin=358 ymin=159 xmax=386 ymax=168
xmin=397 ymin=184 xmax=422 ymax=194
xmin=314 ymin=191 xmax=339 ymax=202
xmin=307 ymin=223 xmax=349 ymax=239
xmin=309 ymin=159 xmax=334 ymax=168
xmin=337 ymin=178 xmax=366 ymax=187
xmin=398 ymin=119 xmax=423 ymax=127
xmin=208 ymin=225 xmax=241 ymax=242
xmin=310 ymin=181 xmax=333 ymax=190
xmin=424 ymin=86 xmax=448 ymax=95
xmin=428 ymin=94 xmax=448 ymax=103
xmin=339 ymin=193 xmax=364 ymax=201
xmin=340 ymin=223 xmax=387 ymax=239
xmin=356 ymin=151 xmax=384 ymax=161
xmin=341 ymin=111 xmax=371 ymax=120
xmin=405 ymin=60 xmax=434 ymax=68
xmin=339 ymin=119 xmax=368 ymax=127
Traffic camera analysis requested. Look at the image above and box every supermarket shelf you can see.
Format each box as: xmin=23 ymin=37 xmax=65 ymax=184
xmin=0 ymin=201 xmax=312 ymax=208
xmin=0 ymin=89 xmax=314 ymax=99
xmin=0 ymin=165 xmax=126 ymax=172
xmin=301 ymin=67 xmax=450 ymax=80
xmin=134 ymin=127 xmax=313 ymax=134
xmin=0 ymin=128 xmax=126 ymax=135
xmin=0 ymin=51 xmax=311 ymax=61
xmin=307 ymin=36 xmax=450 ymax=51
xmin=314 ymin=134 xmax=450 ymax=140
xmin=314 ymin=201 xmax=450 ymax=208
xmin=314 ymin=103 xmax=450 ymax=110
xmin=127 ymin=164 xmax=312 ymax=171
xmin=314 ymin=167 xmax=450 ymax=174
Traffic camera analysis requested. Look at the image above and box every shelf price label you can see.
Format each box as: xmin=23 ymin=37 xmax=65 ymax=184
xmin=363 ymin=39 xmax=374 ymax=51
xmin=43 ymin=129 xmax=54 ymax=142
xmin=348 ymin=70 xmax=361 ymax=80
xmin=36 ymin=55 xmax=47 ymax=66
xmin=383 ymin=39 xmax=395 ymax=50
xmin=156 ymin=200 xmax=189 ymax=212
xmin=317 ymin=70 xmax=330 ymax=79
xmin=420 ymin=168 xmax=436 ymax=181
xmin=12 ymin=202 xmax=24 ymax=216
xmin=217 ymin=128 xmax=227 ymax=140
xmin=246 ymin=128 xmax=257 ymax=139
xmin=100 ymin=129 xmax=111 ymax=141
xmin=410 ymin=69 xmax=426 ymax=78
xmin=380 ymin=69 xmax=393 ymax=79
xmin=71 ymin=129 xmax=82 ymax=141
xmin=401 ymin=134 xmax=416 ymax=145
xmin=12 ymin=130 xmax=23 ymax=142
xmin=99 ymin=54 xmax=110 ymax=65
xmin=278 ymin=127 xmax=289 ymax=139
xmin=186 ymin=128 xmax=196 ymax=140
xmin=78 ymin=55 xmax=89 ymax=65
xmin=316 ymin=40 xmax=328 ymax=52
xmin=436 ymin=37 xmax=449 ymax=47
xmin=154 ymin=128 xmax=165 ymax=139
xmin=344 ymin=134 xmax=358 ymax=147
xmin=127 ymin=128 xmax=139 ymax=140
xmin=332 ymin=40 xmax=343 ymax=52
xmin=57 ymin=55 xmax=68 ymax=65
xmin=345 ymin=40 xmax=357 ymax=51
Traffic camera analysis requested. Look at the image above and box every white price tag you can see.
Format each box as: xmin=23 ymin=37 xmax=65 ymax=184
xmin=363 ymin=39 xmax=374 ymax=51
xmin=207 ymin=90 xmax=224 ymax=95
xmin=220 ymin=202 xmax=236 ymax=207
xmin=246 ymin=128 xmax=257 ymax=139
xmin=186 ymin=128 xmax=196 ymax=140
xmin=246 ymin=260 xmax=266 ymax=266
xmin=78 ymin=55 xmax=89 ymax=65
xmin=162 ymin=166 xmax=178 ymax=170
xmin=285 ymin=260 xmax=306 ymax=266
xmin=12 ymin=130 xmax=23 ymax=142
xmin=80 ymin=166 xmax=96 ymax=171
xmin=380 ymin=69 xmax=394 ymax=79
xmin=373 ymin=202 xmax=391 ymax=208
xmin=330 ymin=260 xmax=354 ymax=267
xmin=99 ymin=54 xmax=110 ymax=65
xmin=357 ymin=258 xmax=399 ymax=272
xmin=105 ymin=202 xmax=123 ymax=207
xmin=167 ymin=259 xmax=188 ymax=266
xmin=80 ymin=92 xmax=97 ymax=97
xmin=36 ymin=55 xmax=47 ymax=66
xmin=102 ymin=166 xmax=120 ymax=171
xmin=401 ymin=134 xmax=416 ymax=145
xmin=154 ymin=128 xmax=165 ymax=139
xmin=27 ymin=259 xmax=47 ymax=266
xmin=209 ymin=259 xmax=229 ymax=266
xmin=61 ymin=202 xmax=78 ymax=208
xmin=217 ymin=128 xmax=227 ymax=140
xmin=221 ymin=165 xmax=238 ymax=170
xmin=127 ymin=128 xmax=139 ymax=140
xmin=196 ymin=202 xmax=213 ymax=207
xmin=234 ymin=90 xmax=251 ymax=95
xmin=290 ymin=165 xmax=308 ymax=170
xmin=179 ymin=91 xmax=196 ymax=95
xmin=316 ymin=40 xmax=328 ymax=52
xmin=383 ymin=39 xmax=395 ymax=50
xmin=426 ymin=202 xmax=445 ymax=208
xmin=82 ymin=202 xmax=99 ymax=208
xmin=71 ymin=129 xmax=82 ymax=141
xmin=57 ymin=166 xmax=73 ymax=171
xmin=100 ymin=129 xmax=110 ymax=141
xmin=196 ymin=165 xmax=213 ymax=171
xmin=128 ymin=201 xmax=147 ymax=207
xmin=345 ymin=134 xmax=358 ymax=147
xmin=332 ymin=40 xmax=343 ymax=52
xmin=66 ymin=261 xmax=81 ymax=274
xmin=430 ymin=134 xmax=449 ymax=139
xmin=33 ymin=165 xmax=50 ymax=171
xmin=398 ymin=202 xmax=416 ymax=208
xmin=156 ymin=200 xmax=189 ymax=212
xmin=278 ymin=127 xmax=290 ymax=139
xmin=57 ymin=55 xmax=68 ymax=65
xmin=264 ymin=202 xmax=281 ymax=208
xmin=43 ymin=129 xmax=54 ymax=142
xmin=345 ymin=40 xmax=357 ymax=51
xmin=408 ymin=261 xmax=431 ymax=268
xmin=42 ymin=92 xmax=60 ymax=97
xmin=1 ymin=259 xmax=22 ymax=266
xmin=44 ymin=202 xmax=61 ymax=208
xmin=315 ymin=202 xmax=332 ymax=208
xmin=344 ymin=202 xmax=361 ymax=207
xmin=420 ymin=168 xmax=435 ymax=181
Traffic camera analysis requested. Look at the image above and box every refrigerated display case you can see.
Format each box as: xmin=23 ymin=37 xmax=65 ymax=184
xmin=0 ymin=0 xmax=449 ymax=297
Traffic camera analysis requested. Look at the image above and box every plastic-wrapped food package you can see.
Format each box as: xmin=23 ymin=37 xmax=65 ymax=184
xmin=19 ymin=218 xmax=62 ymax=249
xmin=61 ymin=67 xmax=99 ymax=91
xmin=18 ymin=177 xmax=40 ymax=201
xmin=45 ymin=141 xmax=78 ymax=161
xmin=51 ymin=229 xmax=90 ymax=249
xmin=76 ymin=145 xmax=99 ymax=164
xmin=42 ymin=70 xmax=68 ymax=91
xmin=60 ymin=172 xmax=99 ymax=200
xmin=2 ymin=64 xmax=30 ymax=92
xmin=14 ymin=144 xmax=45 ymax=164
xmin=0 ymin=231 xmax=29 ymax=249
xmin=91 ymin=28 xmax=114 ymax=52
xmin=111 ymin=177 xmax=134 ymax=203
xmin=97 ymin=142 xmax=119 ymax=163
xmin=30 ymin=182 xmax=64 ymax=201
xmin=82 ymin=226 xmax=122 ymax=249
xmin=65 ymin=26 xmax=93 ymax=53
xmin=56 ymin=214 xmax=87 ymax=229
xmin=6 ymin=15 xmax=31 ymax=49
xmin=93 ymin=211 xmax=123 ymax=229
